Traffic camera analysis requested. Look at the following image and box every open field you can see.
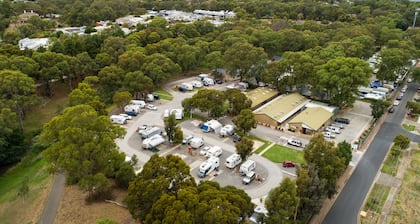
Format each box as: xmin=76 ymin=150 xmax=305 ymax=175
xmin=389 ymin=149 xmax=420 ymax=223
xmin=262 ymin=144 xmax=305 ymax=164
xmin=381 ymin=148 xmax=402 ymax=177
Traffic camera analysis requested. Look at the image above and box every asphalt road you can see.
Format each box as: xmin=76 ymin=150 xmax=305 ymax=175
xmin=323 ymin=82 xmax=420 ymax=224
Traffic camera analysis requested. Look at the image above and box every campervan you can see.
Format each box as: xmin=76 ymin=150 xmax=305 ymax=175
xmin=240 ymin=160 xmax=256 ymax=176
xmin=198 ymin=156 xmax=220 ymax=178
xmin=197 ymin=73 xmax=209 ymax=81
xmin=225 ymin=153 xmax=242 ymax=169
xmin=180 ymin=82 xmax=193 ymax=91
xmin=205 ymin=145 xmax=222 ymax=158
xmin=130 ymin=100 xmax=146 ymax=108
xmin=142 ymin=134 xmax=165 ymax=149
xmin=110 ymin=115 xmax=127 ymax=125
xmin=139 ymin=127 xmax=162 ymax=139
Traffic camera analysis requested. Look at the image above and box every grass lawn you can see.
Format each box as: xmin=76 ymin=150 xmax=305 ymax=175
xmin=381 ymin=149 xmax=402 ymax=176
xmin=402 ymin=124 xmax=415 ymax=132
xmin=262 ymin=144 xmax=305 ymax=164
xmin=248 ymin=135 xmax=271 ymax=154
xmin=363 ymin=183 xmax=391 ymax=215
xmin=154 ymin=88 xmax=173 ymax=101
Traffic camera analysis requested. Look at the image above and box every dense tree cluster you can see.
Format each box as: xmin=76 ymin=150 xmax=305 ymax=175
xmin=126 ymin=154 xmax=254 ymax=223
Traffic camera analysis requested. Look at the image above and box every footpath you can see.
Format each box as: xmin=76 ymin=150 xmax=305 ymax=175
xmin=38 ymin=172 xmax=65 ymax=224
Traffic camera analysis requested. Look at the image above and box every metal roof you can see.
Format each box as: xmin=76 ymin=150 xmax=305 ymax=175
xmin=289 ymin=107 xmax=333 ymax=131
xmin=254 ymin=93 xmax=309 ymax=123
xmin=244 ymin=87 xmax=279 ymax=108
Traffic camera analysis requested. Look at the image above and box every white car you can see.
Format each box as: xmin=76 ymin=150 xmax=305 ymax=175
xmin=119 ymin=114 xmax=132 ymax=120
xmin=323 ymin=131 xmax=336 ymax=139
xmin=393 ymin=100 xmax=400 ymax=106
xmin=287 ymin=139 xmax=303 ymax=147
xmin=146 ymin=104 xmax=158 ymax=110
xmin=199 ymin=146 xmax=211 ymax=156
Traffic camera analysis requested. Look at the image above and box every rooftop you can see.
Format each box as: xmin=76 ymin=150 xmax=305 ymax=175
xmin=289 ymin=107 xmax=333 ymax=131
xmin=244 ymin=87 xmax=279 ymax=108
xmin=254 ymin=93 xmax=309 ymax=123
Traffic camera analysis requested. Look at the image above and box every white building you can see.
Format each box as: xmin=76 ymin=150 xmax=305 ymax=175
xmin=18 ymin=38 xmax=50 ymax=50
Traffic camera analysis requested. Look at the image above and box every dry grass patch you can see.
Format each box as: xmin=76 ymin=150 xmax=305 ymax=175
xmin=55 ymin=185 xmax=137 ymax=224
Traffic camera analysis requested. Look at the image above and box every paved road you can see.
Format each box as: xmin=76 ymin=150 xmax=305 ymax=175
xmin=38 ymin=172 xmax=65 ymax=224
xmin=323 ymin=83 xmax=420 ymax=224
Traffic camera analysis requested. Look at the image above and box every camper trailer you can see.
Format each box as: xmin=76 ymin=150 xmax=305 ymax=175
xmin=203 ymin=77 xmax=215 ymax=86
xmin=139 ymin=127 xmax=162 ymax=139
xmin=197 ymin=73 xmax=209 ymax=81
xmin=198 ymin=156 xmax=220 ymax=178
xmin=240 ymin=160 xmax=256 ymax=176
xmin=130 ymin=100 xmax=146 ymax=108
xmin=205 ymin=145 xmax=222 ymax=158
xmin=192 ymin=80 xmax=203 ymax=88
xmin=180 ymin=82 xmax=193 ymax=91
xmin=219 ymin=125 xmax=235 ymax=137
xmin=170 ymin=109 xmax=184 ymax=120
xmin=225 ymin=153 xmax=242 ymax=169
xmin=142 ymin=134 xmax=165 ymax=149
xmin=124 ymin=104 xmax=141 ymax=116
xmin=190 ymin=137 xmax=204 ymax=149
xmin=201 ymin=120 xmax=222 ymax=133
xmin=110 ymin=115 xmax=127 ymax=125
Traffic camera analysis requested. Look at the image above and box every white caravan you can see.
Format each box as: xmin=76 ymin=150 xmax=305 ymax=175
xmin=225 ymin=153 xmax=242 ymax=169
xmin=139 ymin=127 xmax=162 ymax=139
xmin=198 ymin=156 xmax=220 ymax=178
xmin=205 ymin=145 xmax=222 ymax=158
xmin=142 ymin=134 xmax=165 ymax=149
xmin=110 ymin=115 xmax=127 ymax=125
xmin=240 ymin=160 xmax=256 ymax=176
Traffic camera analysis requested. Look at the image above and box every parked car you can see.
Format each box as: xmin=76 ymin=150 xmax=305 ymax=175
xmin=396 ymin=95 xmax=402 ymax=100
xmin=119 ymin=114 xmax=132 ymax=120
xmin=335 ymin=117 xmax=350 ymax=124
xmin=214 ymin=78 xmax=223 ymax=84
xmin=242 ymin=171 xmax=256 ymax=184
xmin=287 ymin=139 xmax=303 ymax=147
xmin=233 ymin=134 xmax=242 ymax=143
xmin=182 ymin=135 xmax=194 ymax=144
xmin=282 ymin=160 xmax=296 ymax=168
xmin=125 ymin=110 xmax=138 ymax=116
xmin=323 ymin=131 xmax=336 ymax=139
xmin=199 ymin=146 xmax=211 ymax=156
xmin=393 ymin=100 xmax=400 ymax=106
xmin=388 ymin=107 xmax=395 ymax=113
xmin=331 ymin=123 xmax=344 ymax=129
xmin=146 ymin=104 xmax=158 ymax=110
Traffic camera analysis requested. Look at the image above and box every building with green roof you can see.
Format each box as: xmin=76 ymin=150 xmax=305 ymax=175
xmin=244 ymin=87 xmax=279 ymax=109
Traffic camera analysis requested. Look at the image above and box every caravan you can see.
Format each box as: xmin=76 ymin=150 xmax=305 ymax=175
xmin=139 ymin=127 xmax=162 ymax=139
xmin=124 ymin=104 xmax=141 ymax=116
xmin=240 ymin=160 xmax=256 ymax=176
xmin=225 ymin=153 xmax=242 ymax=168
xmin=198 ymin=156 xmax=220 ymax=178
xmin=130 ymin=100 xmax=146 ymax=108
xmin=170 ymin=109 xmax=184 ymax=120
xmin=110 ymin=115 xmax=127 ymax=125
xmin=142 ymin=134 xmax=165 ymax=149
xmin=180 ymin=82 xmax=193 ymax=91
xmin=219 ymin=125 xmax=235 ymax=137
xmin=205 ymin=145 xmax=222 ymax=158
xmin=201 ymin=120 xmax=222 ymax=133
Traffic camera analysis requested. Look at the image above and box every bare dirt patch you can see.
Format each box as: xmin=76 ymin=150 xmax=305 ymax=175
xmin=55 ymin=185 xmax=138 ymax=224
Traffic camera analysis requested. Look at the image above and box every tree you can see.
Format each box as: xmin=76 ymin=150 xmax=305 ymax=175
xmin=224 ymin=42 xmax=267 ymax=81
xmin=304 ymin=134 xmax=346 ymax=198
xmin=393 ymin=134 xmax=410 ymax=150
xmin=101 ymin=36 xmax=127 ymax=63
xmin=98 ymin=65 xmax=125 ymax=102
xmin=39 ymin=105 xmax=126 ymax=191
xmin=185 ymin=89 xmax=226 ymax=118
xmin=32 ymin=51 xmax=66 ymax=97
xmin=125 ymin=154 xmax=196 ymax=222
xmin=173 ymin=127 xmax=183 ymax=144
xmin=337 ymin=141 xmax=352 ymax=167
xmin=122 ymin=71 xmax=154 ymax=99
xmin=141 ymin=53 xmax=181 ymax=84
xmin=115 ymin=161 xmax=135 ymax=189
xmin=370 ymin=100 xmax=390 ymax=119
xmin=315 ymin=57 xmax=372 ymax=108
xmin=265 ymin=177 xmax=298 ymax=223
xmin=235 ymin=137 xmax=254 ymax=162
xmin=117 ymin=50 xmax=146 ymax=72
xmin=0 ymin=108 xmax=25 ymax=166
xmin=68 ymin=82 xmax=107 ymax=115
xmin=233 ymin=109 xmax=257 ymax=135
xmin=377 ymin=48 xmax=406 ymax=82
xmin=406 ymin=101 xmax=420 ymax=115
xmin=112 ymin=91 xmax=132 ymax=112
xmin=9 ymin=56 xmax=40 ymax=79
xmin=164 ymin=114 xmax=177 ymax=143
xmin=225 ymin=88 xmax=252 ymax=116
xmin=0 ymin=70 xmax=39 ymax=129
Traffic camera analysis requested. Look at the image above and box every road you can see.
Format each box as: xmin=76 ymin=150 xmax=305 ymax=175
xmin=323 ymin=83 xmax=420 ymax=224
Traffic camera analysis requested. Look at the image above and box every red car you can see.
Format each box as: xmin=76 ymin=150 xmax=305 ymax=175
xmin=282 ymin=160 xmax=296 ymax=168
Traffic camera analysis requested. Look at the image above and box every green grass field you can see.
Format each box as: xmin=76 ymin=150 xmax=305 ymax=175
xmin=155 ymin=88 xmax=173 ymax=101
xmin=381 ymin=148 xmax=402 ymax=176
xmin=262 ymin=144 xmax=305 ymax=164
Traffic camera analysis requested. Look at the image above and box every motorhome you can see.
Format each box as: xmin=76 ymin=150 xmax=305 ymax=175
xmin=139 ymin=127 xmax=162 ymax=139
xmin=142 ymin=134 xmax=165 ymax=149
xmin=205 ymin=145 xmax=222 ymax=158
xmin=198 ymin=156 xmax=220 ymax=178
xmin=240 ymin=160 xmax=256 ymax=176
xmin=189 ymin=137 xmax=204 ymax=149
xmin=130 ymin=100 xmax=146 ymax=108
xmin=180 ymin=82 xmax=193 ymax=91
xmin=201 ymin=120 xmax=222 ymax=133
xmin=225 ymin=153 xmax=242 ymax=169
xmin=110 ymin=115 xmax=127 ymax=125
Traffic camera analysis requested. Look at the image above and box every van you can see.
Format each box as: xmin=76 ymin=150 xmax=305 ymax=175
xmin=240 ymin=160 xmax=256 ymax=176
xmin=335 ymin=117 xmax=350 ymax=124
xmin=225 ymin=153 xmax=242 ymax=168
xmin=197 ymin=73 xmax=209 ymax=81
xmin=139 ymin=127 xmax=162 ymax=139
xmin=205 ymin=146 xmax=222 ymax=158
